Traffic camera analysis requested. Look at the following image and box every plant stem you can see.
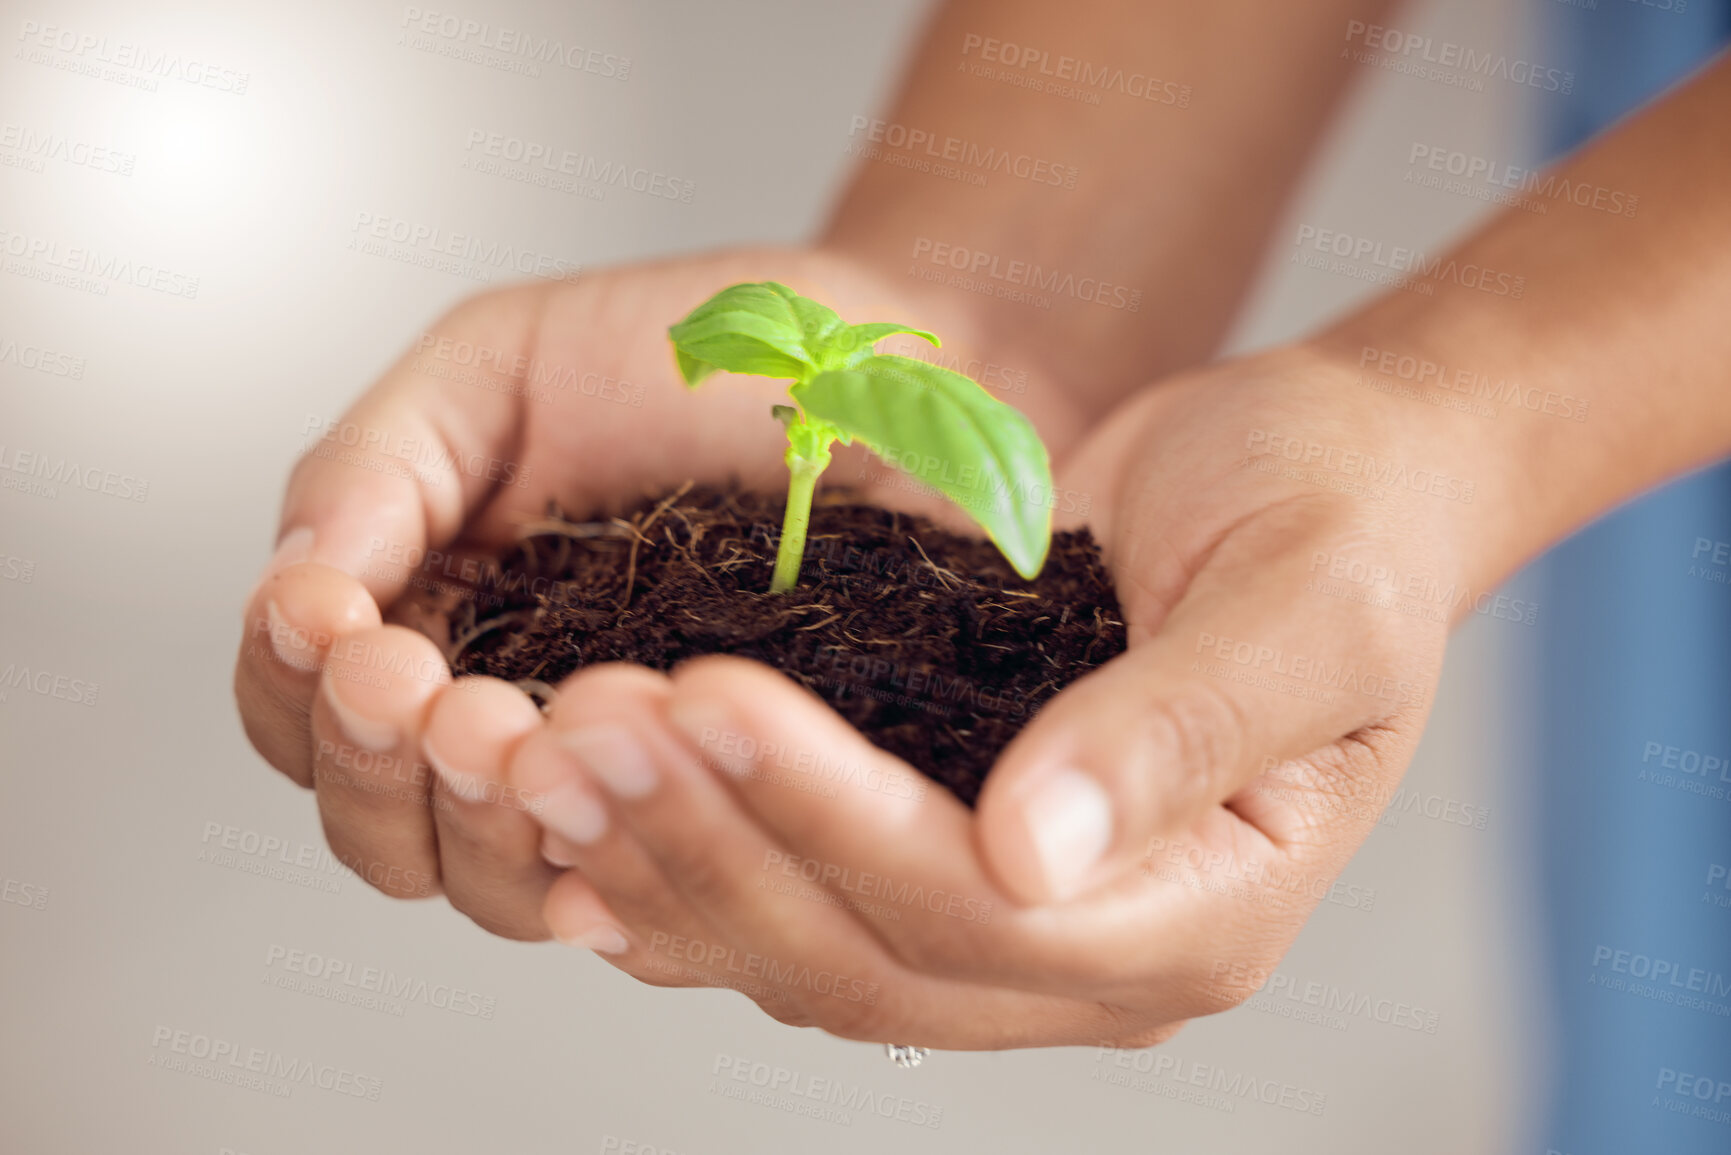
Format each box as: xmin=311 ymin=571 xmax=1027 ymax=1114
xmin=771 ymin=447 xmax=829 ymax=593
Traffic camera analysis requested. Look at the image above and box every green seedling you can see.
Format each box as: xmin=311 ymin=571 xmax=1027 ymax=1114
xmin=667 ymin=281 xmax=1053 ymax=592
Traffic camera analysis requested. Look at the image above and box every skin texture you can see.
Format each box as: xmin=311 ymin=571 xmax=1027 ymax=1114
xmin=235 ymin=2 xmax=1731 ymax=1048
xmin=825 ymin=0 xmax=1398 ymax=408
xmin=237 ymin=248 xmax=1034 ymax=926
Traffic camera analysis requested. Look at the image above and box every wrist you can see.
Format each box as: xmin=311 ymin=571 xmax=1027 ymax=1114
xmin=1283 ymin=332 xmax=1532 ymax=608
xmin=1306 ymin=300 xmax=1662 ymax=602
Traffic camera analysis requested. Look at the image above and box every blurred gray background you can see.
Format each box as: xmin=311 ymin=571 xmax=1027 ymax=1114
xmin=0 ymin=0 xmax=1552 ymax=1151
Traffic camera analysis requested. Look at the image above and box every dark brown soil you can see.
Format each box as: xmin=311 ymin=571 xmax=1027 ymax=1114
xmin=441 ymin=484 xmax=1126 ymax=806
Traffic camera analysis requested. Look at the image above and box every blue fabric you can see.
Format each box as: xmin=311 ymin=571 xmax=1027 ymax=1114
xmin=1530 ymin=4 xmax=1731 ymax=1153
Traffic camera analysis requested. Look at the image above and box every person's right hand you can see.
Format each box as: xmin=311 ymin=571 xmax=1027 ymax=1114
xmin=507 ymin=343 xmax=1467 ymax=1048
xmin=233 ymin=246 xmax=1084 ymax=941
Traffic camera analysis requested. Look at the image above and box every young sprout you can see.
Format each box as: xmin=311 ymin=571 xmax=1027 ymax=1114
xmin=668 ymin=281 xmax=1053 ymax=592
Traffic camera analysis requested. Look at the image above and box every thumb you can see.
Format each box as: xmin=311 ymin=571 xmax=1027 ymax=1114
xmin=235 ymin=285 xmax=544 ymax=783
xmin=975 ymin=531 xmax=1433 ymax=905
xmin=249 ymin=284 xmax=546 ymax=607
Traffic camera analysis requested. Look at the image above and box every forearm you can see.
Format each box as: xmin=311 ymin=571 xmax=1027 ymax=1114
xmin=1314 ymin=52 xmax=1731 ymax=593
xmin=821 ymin=0 xmax=1393 ymax=417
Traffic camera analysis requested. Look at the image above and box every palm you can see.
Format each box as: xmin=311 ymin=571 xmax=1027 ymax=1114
xmin=1023 ymin=348 xmax=1455 ymax=908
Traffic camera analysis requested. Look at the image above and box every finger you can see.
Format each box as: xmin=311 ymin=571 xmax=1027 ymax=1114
xmin=259 ymin=284 xmax=546 ymax=604
xmin=311 ymin=624 xmax=450 ymax=899
xmin=541 ymin=868 xmax=775 ymax=1009
xmin=978 ymin=504 xmax=1439 ymax=905
xmin=541 ymin=870 xmax=635 ymax=958
xmin=659 ymin=657 xmax=1287 ymax=1005
xmin=547 ymin=666 xmax=1154 ymax=1047
xmin=541 ymin=830 xmax=585 ymax=868
xmin=661 ymin=657 xmax=1012 ymax=972
xmin=236 ymin=563 xmax=382 ymax=786
xmin=541 ymin=869 xmax=813 ymax=1027
xmin=511 ymin=704 xmax=732 ymax=989
xmin=422 ymin=677 xmax=555 ymax=939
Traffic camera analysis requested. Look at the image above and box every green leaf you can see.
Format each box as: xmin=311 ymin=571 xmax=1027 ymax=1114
xmin=675 ymin=347 xmax=716 ymax=387
xmin=668 ymin=282 xmax=944 ymax=382
xmin=667 ymin=282 xmax=815 ymax=386
xmin=793 ymin=355 xmax=1053 ymax=578
xmin=831 ymin=323 xmax=940 ymax=367
xmin=763 ymin=282 xmax=848 ymax=355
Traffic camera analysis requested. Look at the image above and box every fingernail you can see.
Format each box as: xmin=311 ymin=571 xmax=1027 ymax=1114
xmin=265 ymin=599 xmax=320 ymax=672
xmin=666 ymin=699 xmax=747 ymax=775
xmin=541 ymin=830 xmax=582 ymax=867
xmin=1023 ymin=768 xmax=1113 ymax=901
xmin=541 ymin=782 xmax=608 ymax=845
xmin=559 ymin=726 xmax=656 ymax=799
xmin=249 ymin=527 xmax=314 ymax=605
xmin=422 ymin=738 xmax=480 ymax=801
xmin=558 ymin=924 xmax=629 ymax=955
xmin=321 ymin=677 xmax=400 ymax=752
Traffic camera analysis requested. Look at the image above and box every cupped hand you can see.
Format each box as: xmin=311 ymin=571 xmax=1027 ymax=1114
xmin=515 ymin=344 xmax=1486 ymax=1047
xmin=234 ymin=246 xmax=1065 ymax=938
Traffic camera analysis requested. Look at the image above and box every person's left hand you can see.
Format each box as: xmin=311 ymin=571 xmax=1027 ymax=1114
xmin=513 ymin=343 xmax=1471 ymax=1048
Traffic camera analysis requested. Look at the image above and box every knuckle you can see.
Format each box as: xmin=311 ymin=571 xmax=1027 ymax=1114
xmin=590 ymin=865 xmax=682 ymax=928
xmin=1147 ymin=684 xmax=1246 ymax=804
xmin=804 ymin=993 xmax=890 ymax=1042
xmin=613 ymin=885 xmax=685 ymax=930
xmin=886 ymin=920 xmax=992 ymax=980
xmin=586 ymin=862 xmax=708 ymax=946
xmin=755 ymin=997 xmax=817 ymax=1028
xmin=1338 ymin=721 xmax=1407 ymax=781
xmin=1256 ymin=725 xmax=1410 ymax=846
xmin=433 ymin=807 xmax=523 ymax=872
xmin=1248 ymin=749 xmax=1368 ymax=842
xmin=653 ymin=837 xmax=738 ymax=911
